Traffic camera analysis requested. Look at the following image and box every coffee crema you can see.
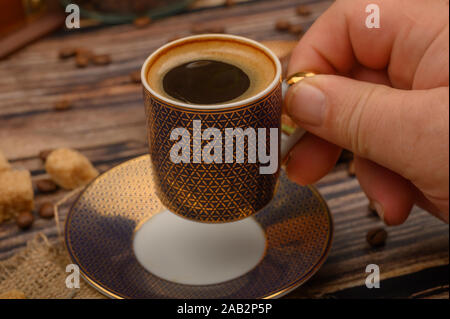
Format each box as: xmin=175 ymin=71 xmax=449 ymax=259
xmin=163 ymin=60 xmax=250 ymax=104
xmin=146 ymin=38 xmax=276 ymax=106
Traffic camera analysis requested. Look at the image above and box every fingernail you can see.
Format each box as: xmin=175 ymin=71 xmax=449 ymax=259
xmin=287 ymin=82 xmax=326 ymax=126
xmin=372 ymin=201 xmax=385 ymax=222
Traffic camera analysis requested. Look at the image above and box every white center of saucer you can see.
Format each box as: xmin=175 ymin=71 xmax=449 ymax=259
xmin=133 ymin=210 xmax=266 ymax=285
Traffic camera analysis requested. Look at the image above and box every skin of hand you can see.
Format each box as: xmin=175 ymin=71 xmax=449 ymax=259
xmin=285 ymin=0 xmax=449 ymax=225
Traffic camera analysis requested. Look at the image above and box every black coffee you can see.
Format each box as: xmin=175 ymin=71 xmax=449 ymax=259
xmin=163 ymin=60 xmax=250 ymax=104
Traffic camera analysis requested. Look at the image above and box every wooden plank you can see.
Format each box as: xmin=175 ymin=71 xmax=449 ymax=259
xmin=190 ymin=0 xmax=253 ymax=9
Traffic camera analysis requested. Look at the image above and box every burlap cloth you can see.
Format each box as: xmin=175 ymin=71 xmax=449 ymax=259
xmin=0 ymin=190 xmax=106 ymax=299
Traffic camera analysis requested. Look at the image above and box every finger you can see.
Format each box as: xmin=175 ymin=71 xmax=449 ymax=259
xmin=350 ymin=64 xmax=391 ymax=86
xmin=357 ymin=156 xmax=449 ymax=223
xmin=286 ymin=133 xmax=341 ymax=185
xmin=355 ymin=156 xmax=415 ymax=225
xmin=287 ymin=0 xmax=448 ymax=88
xmin=285 ymin=74 xmax=449 ymax=184
xmin=413 ymin=188 xmax=449 ymax=223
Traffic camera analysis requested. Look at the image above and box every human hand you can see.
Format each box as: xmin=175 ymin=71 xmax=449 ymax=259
xmin=285 ymin=0 xmax=449 ymax=225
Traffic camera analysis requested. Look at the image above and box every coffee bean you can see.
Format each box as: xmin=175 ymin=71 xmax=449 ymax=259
xmin=191 ymin=24 xmax=225 ymax=34
xmin=133 ymin=16 xmax=152 ymax=28
xmin=225 ymin=0 xmax=235 ymax=7
xmin=54 ymin=99 xmax=72 ymax=111
xmin=275 ymin=19 xmax=291 ymax=31
xmin=366 ymin=227 xmax=387 ymax=247
xmin=75 ymin=54 xmax=90 ymax=68
xmin=130 ymin=70 xmax=141 ymax=83
xmin=16 ymin=212 xmax=34 ymax=230
xmin=296 ymin=5 xmax=312 ymax=16
xmin=75 ymin=48 xmax=92 ymax=58
xmin=58 ymin=47 xmax=77 ymax=59
xmin=39 ymin=202 xmax=55 ymax=219
xmin=92 ymin=54 xmax=111 ymax=66
xmin=289 ymin=24 xmax=304 ymax=35
xmin=39 ymin=149 xmax=54 ymax=162
xmin=348 ymin=160 xmax=356 ymax=176
xmin=36 ymin=179 xmax=58 ymax=193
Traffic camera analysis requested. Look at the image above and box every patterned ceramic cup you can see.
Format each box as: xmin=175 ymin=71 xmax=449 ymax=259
xmin=141 ymin=34 xmax=305 ymax=223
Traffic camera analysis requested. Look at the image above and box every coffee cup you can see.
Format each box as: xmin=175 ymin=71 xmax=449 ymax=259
xmin=141 ymin=34 xmax=306 ymax=223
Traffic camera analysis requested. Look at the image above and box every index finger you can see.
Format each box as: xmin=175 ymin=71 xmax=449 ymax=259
xmin=287 ymin=0 xmax=448 ymax=89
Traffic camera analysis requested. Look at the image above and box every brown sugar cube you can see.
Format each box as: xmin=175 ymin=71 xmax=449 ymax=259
xmin=0 ymin=289 xmax=27 ymax=299
xmin=0 ymin=151 xmax=10 ymax=172
xmin=45 ymin=148 xmax=99 ymax=190
xmin=0 ymin=170 xmax=34 ymax=223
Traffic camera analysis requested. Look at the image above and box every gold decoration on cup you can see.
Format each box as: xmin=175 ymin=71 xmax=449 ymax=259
xmin=286 ymin=71 xmax=316 ymax=86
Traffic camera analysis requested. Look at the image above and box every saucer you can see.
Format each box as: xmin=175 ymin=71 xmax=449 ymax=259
xmin=65 ymin=155 xmax=333 ymax=299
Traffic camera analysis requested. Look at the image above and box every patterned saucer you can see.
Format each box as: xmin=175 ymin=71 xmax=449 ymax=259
xmin=65 ymin=155 xmax=333 ymax=299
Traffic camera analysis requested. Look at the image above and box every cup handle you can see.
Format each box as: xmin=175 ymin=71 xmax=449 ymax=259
xmin=280 ymin=72 xmax=316 ymax=160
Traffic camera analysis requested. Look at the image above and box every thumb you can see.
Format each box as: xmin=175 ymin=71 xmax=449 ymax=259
xmin=286 ymin=74 xmax=449 ymax=178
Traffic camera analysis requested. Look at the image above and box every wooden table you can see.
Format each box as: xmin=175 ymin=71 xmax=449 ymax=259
xmin=0 ymin=0 xmax=448 ymax=299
